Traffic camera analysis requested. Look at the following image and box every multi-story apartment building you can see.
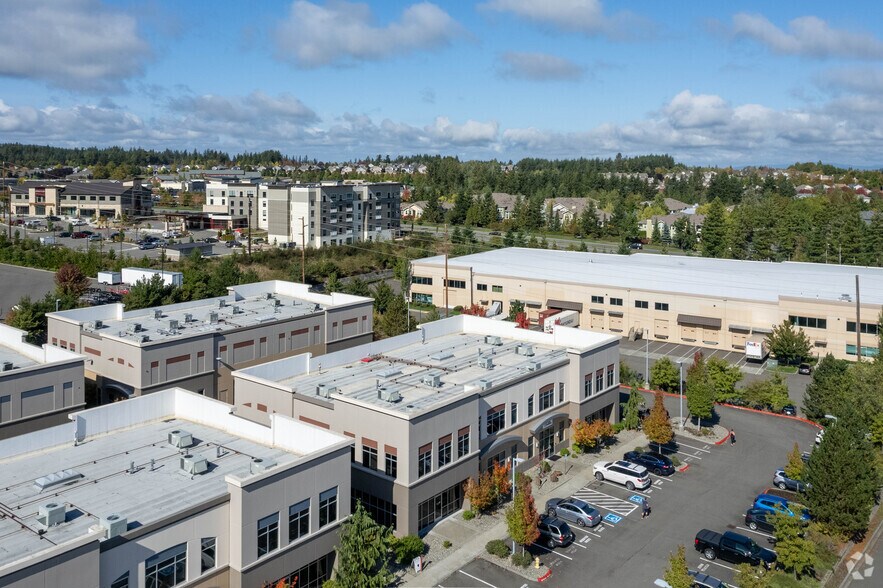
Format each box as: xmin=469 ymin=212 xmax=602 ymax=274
xmin=0 ymin=387 xmax=351 ymax=588
xmin=0 ymin=323 xmax=85 ymax=440
xmin=409 ymin=248 xmax=883 ymax=361
xmin=46 ymin=281 xmax=374 ymax=404
xmin=202 ymin=181 xmax=266 ymax=230
xmin=232 ymin=315 xmax=620 ymax=536
xmin=10 ymin=180 xmax=153 ymax=219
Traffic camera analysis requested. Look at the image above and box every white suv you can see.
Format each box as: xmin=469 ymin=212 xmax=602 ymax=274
xmin=593 ymin=460 xmax=651 ymax=490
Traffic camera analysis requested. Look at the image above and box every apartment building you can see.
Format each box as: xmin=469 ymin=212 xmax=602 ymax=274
xmin=232 ymin=315 xmax=620 ymax=536
xmin=409 ymin=248 xmax=883 ymax=361
xmin=10 ymin=180 xmax=153 ymax=218
xmin=0 ymin=323 xmax=85 ymax=440
xmin=0 ymin=387 xmax=351 ymax=588
xmin=46 ymin=281 xmax=374 ymax=404
xmin=202 ymin=181 xmax=267 ymax=230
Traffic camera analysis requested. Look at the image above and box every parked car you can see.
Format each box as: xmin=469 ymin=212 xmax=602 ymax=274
xmin=138 ymin=241 xmax=157 ymax=250
xmin=798 ymin=363 xmax=813 ymax=375
xmin=628 ymin=242 xmax=643 ymax=249
xmin=70 ymin=218 xmax=87 ymax=226
xmin=593 ymin=460 xmax=651 ymax=490
xmin=623 ymin=450 xmax=675 ymax=476
xmin=57 ymin=231 xmax=72 ymax=238
xmin=88 ymin=234 xmax=102 ymax=241
xmin=773 ymin=469 xmax=809 ymax=493
xmin=46 ymin=215 xmax=61 ymax=222
xmin=536 ymin=515 xmax=574 ymax=549
xmin=744 ymin=508 xmax=777 ymax=534
xmin=815 ymin=429 xmax=825 ymax=445
xmin=688 ymin=570 xmax=728 ymax=588
xmin=202 ymin=237 xmax=219 ymax=243
xmin=545 ymin=497 xmax=601 ymax=528
xmin=225 ymin=240 xmax=237 ymax=248
xmin=489 ymin=231 xmax=501 ymax=236
xmin=694 ymin=529 xmax=777 ymax=570
xmin=781 ymin=405 xmax=797 ymax=416
xmin=71 ymin=231 xmax=88 ymax=239
xmin=753 ymin=493 xmax=810 ymax=520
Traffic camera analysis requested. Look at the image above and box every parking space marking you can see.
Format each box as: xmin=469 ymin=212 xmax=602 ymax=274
xmin=700 ymin=557 xmax=738 ymax=572
xmin=571 ymin=540 xmax=588 ymax=549
xmin=673 ymin=440 xmax=711 ymax=453
xmin=737 ymin=526 xmax=775 ymax=539
xmin=571 ymin=488 xmax=639 ymax=517
xmin=579 ymin=535 xmax=592 ymax=544
xmin=458 ymin=570 xmax=498 ymax=588
xmin=532 ymin=543 xmax=574 ymax=560
xmin=571 ymin=526 xmax=602 ymax=538
xmin=668 ymin=448 xmax=702 ymax=460
xmin=628 ymin=495 xmax=645 ymax=504
xmin=603 ymin=513 xmax=623 ymax=524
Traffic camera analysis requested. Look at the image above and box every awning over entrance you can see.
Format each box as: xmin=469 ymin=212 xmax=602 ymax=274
xmin=677 ymin=314 xmax=722 ymax=329
xmin=752 ymin=327 xmax=773 ymax=335
xmin=589 ymin=308 xmax=604 ymax=315
xmin=608 ymin=311 xmax=624 ymax=317
xmin=546 ymin=299 xmax=583 ymax=313
xmin=529 ymin=412 xmax=569 ymax=436
xmin=728 ymin=324 xmax=751 ymax=333
xmin=480 ymin=435 xmax=521 ymax=457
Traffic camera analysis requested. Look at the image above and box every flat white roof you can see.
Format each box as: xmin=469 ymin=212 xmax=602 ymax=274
xmin=0 ymin=323 xmax=82 ymax=371
xmin=414 ymin=248 xmax=883 ymax=305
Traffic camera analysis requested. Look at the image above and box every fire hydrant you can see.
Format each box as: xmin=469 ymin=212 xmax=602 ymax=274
xmin=534 ymin=556 xmax=540 ymax=569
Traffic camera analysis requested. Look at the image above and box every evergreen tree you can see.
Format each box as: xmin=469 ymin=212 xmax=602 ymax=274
xmin=643 ymin=391 xmax=673 ymax=450
xmin=864 ymin=212 xmax=883 ymax=266
xmin=663 ymin=545 xmax=693 ymax=588
xmin=480 ymin=192 xmax=498 ymax=226
xmin=377 ymin=295 xmax=413 ymax=338
xmin=686 ymin=354 xmax=714 ymax=429
xmin=700 ymin=198 xmax=727 ymax=257
xmin=805 ymin=408 xmax=878 ymax=539
xmin=771 ymin=510 xmax=815 ymax=579
xmin=620 ymin=388 xmax=643 ymax=430
xmin=733 ymin=563 xmax=770 ymax=588
xmin=447 ymin=192 xmax=472 ymax=225
xmin=371 ymin=281 xmax=394 ymax=313
xmin=651 ymin=220 xmax=662 ymax=244
xmin=325 ymin=272 xmax=341 ymax=293
xmin=505 ymin=474 xmax=540 ymax=553
xmin=803 ymin=354 xmax=850 ymax=421
xmin=650 ymin=357 xmax=680 ymax=393
xmin=767 ymin=320 xmax=811 ymax=366
xmin=422 ymin=193 xmax=443 ymax=224
xmin=344 ymin=277 xmax=371 ymax=297
xmin=421 ymin=306 xmax=441 ymax=324
xmin=783 ymin=443 xmax=805 ymax=481
xmin=123 ymin=274 xmax=181 ymax=310
xmin=333 ymin=501 xmax=393 ymax=588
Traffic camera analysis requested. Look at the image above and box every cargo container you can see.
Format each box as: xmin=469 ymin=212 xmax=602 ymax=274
xmin=97 ymin=270 xmax=122 ymax=285
xmin=538 ymin=308 xmax=561 ymax=329
xmin=745 ymin=336 xmax=769 ymax=362
xmin=121 ymin=267 xmax=184 ymax=288
xmin=544 ymin=309 xmax=579 ymax=333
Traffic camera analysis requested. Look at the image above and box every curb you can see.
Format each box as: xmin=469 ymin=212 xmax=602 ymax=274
xmin=714 ymin=433 xmax=729 ymax=445
xmin=677 ymin=464 xmax=691 ymax=472
xmin=538 ymin=569 xmax=553 ymax=582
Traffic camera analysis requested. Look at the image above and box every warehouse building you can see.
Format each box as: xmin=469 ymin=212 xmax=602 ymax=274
xmin=46 ymin=281 xmax=374 ymax=403
xmin=0 ymin=323 xmax=85 ymax=440
xmin=0 ymin=387 xmax=351 ymax=588
xmin=232 ymin=315 xmax=620 ymax=536
xmin=409 ymin=248 xmax=883 ymax=361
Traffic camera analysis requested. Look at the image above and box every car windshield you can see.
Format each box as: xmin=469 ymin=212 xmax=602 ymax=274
xmin=748 ymin=540 xmax=761 ymax=555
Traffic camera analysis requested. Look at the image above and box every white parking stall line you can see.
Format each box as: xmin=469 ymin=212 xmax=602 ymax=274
xmin=571 ymin=488 xmax=639 ymax=517
xmin=532 ymin=543 xmax=574 ymax=560
xmin=571 ymin=526 xmax=602 ymax=538
xmin=669 ymin=448 xmax=703 ymax=460
xmin=737 ymin=526 xmax=775 ymax=539
xmin=700 ymin=557 xmax=738 ymax=572
xmin=571 ymin=541 xmax=588 ymax=549
xmin=672 ymin=440 xmax=712 ymax=453
xmin=458 ymin=570 xmax=499 ymax=588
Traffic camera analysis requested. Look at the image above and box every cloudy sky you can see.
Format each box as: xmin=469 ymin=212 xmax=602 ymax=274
xmin=2 ymin=0 xmax=883 ymax=166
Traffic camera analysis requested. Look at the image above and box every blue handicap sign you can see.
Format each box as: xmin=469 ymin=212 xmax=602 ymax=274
xmin=603 ymin=513 xmax=623 ymax=524
xmin=629 ymin=495 xmax=644 ymax=504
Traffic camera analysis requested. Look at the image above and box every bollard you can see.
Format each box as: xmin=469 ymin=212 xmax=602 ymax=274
xmin=534 ymin=556 xmax=540 ymax=569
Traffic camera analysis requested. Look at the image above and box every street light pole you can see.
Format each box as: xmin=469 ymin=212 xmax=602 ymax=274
xmin=677 ymin=360 xmax=684 ymax=431
xmin=645 ymin=338 xmax=650 ymax=388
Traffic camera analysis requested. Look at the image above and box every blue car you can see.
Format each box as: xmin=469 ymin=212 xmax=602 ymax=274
xmin=753 ymin=493 xmax=810 ymax=520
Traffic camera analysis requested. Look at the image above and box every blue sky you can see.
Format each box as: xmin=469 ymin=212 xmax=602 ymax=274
xmin=2 ymin=0 xmax=883 ymax=166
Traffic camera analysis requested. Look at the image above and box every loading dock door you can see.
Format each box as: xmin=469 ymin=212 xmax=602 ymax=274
xmin=681 ymin=326 xmax=697 ymax=342
xmin=654 ymin=319 xmax=669 ymax=339
xmin=591 ymin=314 xmax=604 ymax=329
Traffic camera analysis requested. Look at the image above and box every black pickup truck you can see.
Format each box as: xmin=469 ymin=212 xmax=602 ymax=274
xmin=694 ymin=529 xmax=777 ymax=570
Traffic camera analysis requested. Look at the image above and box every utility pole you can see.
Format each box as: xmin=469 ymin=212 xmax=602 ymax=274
xmin=2 ymin=185 xmax=10 ymax=239
xmin=299 ymin=216 xmax=306 ymax=283
xmin=855 ymin=274 xmax=862 ymax=361
xmin=247 ymin=194 xmax=253 ymax=257
xmin=444 ymin=223 xmax=449 ymax=317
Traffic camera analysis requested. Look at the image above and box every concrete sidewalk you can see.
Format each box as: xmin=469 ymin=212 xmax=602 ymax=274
xmin=403 ymin=430 xmax=648 ymax=587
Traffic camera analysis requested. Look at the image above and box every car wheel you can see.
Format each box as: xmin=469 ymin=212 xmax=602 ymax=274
xmin=577 ymin=518 xmax=586 ymax=527
xmin=626 ymin=481 xmax=635 ymax=491
xmin=748 ymin=521 xmax=758 ymax=530
xmin=547 ymin=508 xmax=556 ymax=517
xmin=777 ymin=482 xmax=787 ymax=490
xmin=595 ymin=472 xmax=604 ymax=481
xmin=654 ymin=468 xmax=662 ymax=476
xmin=547 ymin=538 xmax=556 ymax=549
xmin=703 ymin=548 xmax=717 ymax=560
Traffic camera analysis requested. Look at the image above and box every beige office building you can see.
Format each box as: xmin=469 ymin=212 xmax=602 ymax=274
xmin=46 ymin=281 xmax=374 ymax=403
xmin=409 ymin=248 xmax=883 ymax=361
xmin=0 ymin=323 xmax=85 ymax=440
xmin=233 ymin=315 xmax=620 ymax=536
xmin=10 ymin=180 xmax=153 ymax=219
xmin=0 ymin=387 xmax=351 ymax=588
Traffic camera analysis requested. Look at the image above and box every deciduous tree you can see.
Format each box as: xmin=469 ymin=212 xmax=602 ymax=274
xmin=620 ymin=389 xmax=643 ymax=430
xmin=686 ymin=353 xmax=714 ymax=429
xmin=650 ymin=357 xmax=680 ymax=392
xmin=506 ymin=474 xmax=540 ymax=552
xmin=54 ymin=263 xmax=90 ymax=298
xmin=771 ymin=512 xmax=815 ymax=579
xmin=663 ymin=545 xmax=693 ymax=588
xmin=706 ymin=356 xmax=742 ymax=402
xmin=784 ymin=443 xmax=805 ymax=481
xmin=643 ymin=391 xmax=673 ymax=450
xmin=767 ymin=320 xmax=811 ymax=366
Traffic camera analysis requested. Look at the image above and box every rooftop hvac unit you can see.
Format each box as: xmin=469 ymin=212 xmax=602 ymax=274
xmin=168 ymin=319 xmax=179 ymax=331
xmin=184 ymin=313 xmax=193 ymax=323
xmin=526 ymin=361 xmax=542 ymax=372
xmin=1 ymin=361 xmax=13 ymax=372
xmin=100 ymin=513 xmax=127 ymax=539
xmin=208 ymin=311 xmax=219 ymax=324
xmin=273 ymin=298 xmax=282 ymax=307
xmin=232 ymin=305 xmax=241 ymax=314
xmin=484 ymin=335 xmax=503 ymax=346
xmin=317 ymin=383 xmax=337 ymax=398
xmin=250 ymin=457 xmax=277 ymax=475
xmin=154 ymin=309 xmax=163 ymax=319
xmin=377 ymin=387 xmax=402 ymax=403
xmin=91 ymin=319 xmax=103 ymax=330
xmin=128 ymin=323 xmax=141 ymax=334
xmin=219 ymin=299 xmax=226 ymax=308
xmin=478 ymin=356 xmax=494 ymax=369
xmin=516 ymin=344 xmax=535 ymax=357
xmin=421 ymin=374 xmax=441 ymax=388
xmin=139 ymin=335 xmax=150 ymax=343
xmin=478 ymin=379 xmax=492 ymax=391
xmin=430 ymin=351 xmax=453 ymax=361
xmin=265 ymin=292 xmax=274 ymax=300
xmin=37 ymin=502 xmax=66 ymax=528
xmin=179 ymin=454 xmax=209 ymax=476
xmin=168 ymin=429 xmax=194 ymax=449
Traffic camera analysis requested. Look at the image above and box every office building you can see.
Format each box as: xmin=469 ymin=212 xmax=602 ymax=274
xmin=409 ymin=248 xmax=883 ymax=360
xmin=0 ymin=387 xmax=351 ymax=588
xmin=0 ymin=323 xmax=85 ymax=440
xmin=46 ymin=281 xmax=374 ymax=403
xmin=233 ymin=315 xmax=620 ymax=536
xmin=10 ymin=180 xmax=153 ymax=219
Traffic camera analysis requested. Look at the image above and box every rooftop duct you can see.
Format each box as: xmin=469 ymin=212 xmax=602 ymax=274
xmin=515 ymin=344 xmax=535 ymax=357
xmin=154 ymin=309 xmax=163 ymax=320
xmin=34 ymin=469 xmax=84 ymax=492
xmin=250 ymin=457 xmax=277 ymax=475
xmin=484 ymin=335 xmax=503 ymax=346
xmin=421 ymin=374 xmax=442 ymax=388
xmin=478 ymin=356 xmax=494 ymax=369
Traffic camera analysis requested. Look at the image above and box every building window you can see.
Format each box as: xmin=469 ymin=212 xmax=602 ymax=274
xmin=417 ymin=482 xmax=464 ymax=530
xmin=201 ymin=538 xmax=216 ymax=573
xmin=635 ymin=300 xmax=649 ymax=309
xmin=610 ymin=298 xmax=623 ymax=306
xmin=510 ymin=402 xmax=518 ymax=425
xmin=558 ymin=421 xmax=565 ymax=443
xmin=444 ymin=279 xmax=466 ymax=289
xmin=362 ymin=445 xmax=378 ymax=470
xmin=789 ymin=315 xmax=827 ymax=329
xmin=591 ymin=295 xmax=604 ymax=304
xmin=418 ymin=445 xmax=432 ymax=478
xmin=257 ymin=513 xmax=279 ymax=558
xmin=558 ymin=383 xmax=565 ymax=403
xmin=477 ymin=283 xmax=488 ymax=291
xmin=352 ymin=488 xmax=397 ymax=530
xmin=457 ymin=428 xmax=470 ymax=458
xmin=492 ymin=285 xmax=503 ymax=293
xmin=412 ymin=276 xmax=433 ymax=285
xmin=596 ymin=369 xmax=604 ymax=392
xmin=486 ymin=405 xmax=505 ymax=434
xmin=111 ymin=572 xmax=129 ymax=588
xmin=527 ymin=395 xmax=534 ymax=417
xmin=289 ymin=499 xmax=310 ymax=542
xmin=319 ymin=487 xmax=338 ymax=528
xmin=438 ymin=437 xmax=452 ymax=467
xmin=145 ymin=543 xmax=187 ymax=587
xmin=539 ymin=387 xmax=554 ymax=411
xmin=847 ymin=321 xmax=879 ymax=335
xmin=655 ymin=302 xmax=669 ymax=311
xmin=413 ymin=293 xmax=433 ymax=304
xmin=385 ymin=452 xmax=398 ymax=477
xmin=846 ymin=344 xmax=879 ymax=358
xmin=527 ymin=437 xmax=534 ymax=459
xmin=607 ymin=364 xmax=615 ymax=387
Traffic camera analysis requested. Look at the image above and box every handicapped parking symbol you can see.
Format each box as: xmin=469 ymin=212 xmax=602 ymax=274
xmin=628 ymin=495 xmax=644 ymax=504
xmin=603 ymin=513 xmax=623 ymax=524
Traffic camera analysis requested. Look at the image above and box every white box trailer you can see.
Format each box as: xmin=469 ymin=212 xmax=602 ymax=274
xmin=544 ymin=309 xmax=580 ymax=333
xmin=97 ymin=270 xmax=122 ymax=285
xmin=745 ymin=336 xmax=769 ymax=362
xmin=121 ymin=267 xmax=184 ymax=288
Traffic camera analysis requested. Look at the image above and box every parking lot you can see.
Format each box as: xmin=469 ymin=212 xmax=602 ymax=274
xmin=438 ymin=399 xmax=818 ymax=587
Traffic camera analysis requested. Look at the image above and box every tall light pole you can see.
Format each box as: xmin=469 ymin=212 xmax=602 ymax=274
xmin=510 ymin=455 xmax=524 ymax=555
xmin=644 ymin=337 xmax=650 ymax=389
xmin=677 ymin=360 xmax=684 ymax=431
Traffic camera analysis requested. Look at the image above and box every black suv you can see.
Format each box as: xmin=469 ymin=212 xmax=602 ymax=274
xmin=744 ymin=508 xmax=776 ymax=534
xmin=537 ymin=515 xmax=574 ymax=549
xmin=623 ymin=450 xmax=675 ymax=475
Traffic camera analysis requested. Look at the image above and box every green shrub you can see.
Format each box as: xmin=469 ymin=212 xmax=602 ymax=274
xmin=670 ymin=454 xmax=681 ymax=466
xmin=486 ymin=539 xmax=510 ymax=558
xmin=633 ymin=446 xmax=645 ymax=453
xmin=559 ymin=448 xmax=570 ymax=458
xmin=612 ymin=422 xmax=626 ymax=433
xmin=392 ymin=534 xmax=425 ymax=564
xmin=462 ymin=510 xmax=476 ymax=521
xmin=511 ymin=552 xmax=532 ymax=567
xmin=541 ymin=460 xmax=552 ymax=473
xmin=443 ymin=540 xmax=452 ymax=549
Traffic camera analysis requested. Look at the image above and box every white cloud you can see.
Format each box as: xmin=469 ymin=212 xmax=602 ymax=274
xmin=496 ymin=52 xmax=585 ymax=81
xmin=168 ymin=92 xmax=318 ymax=127
xmin=730 ymin=13 xmax=883 ymax=60
xmin=273 ymin=1 xmax=462 ymax=67
xmin=480 ymin=0 xmax=648 ymax=39
xmin=817 ymin=67 xmax=883 ymax=95
xmin=0 ymin=0 xmax=151 ymax=92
